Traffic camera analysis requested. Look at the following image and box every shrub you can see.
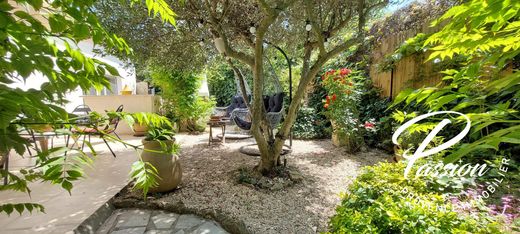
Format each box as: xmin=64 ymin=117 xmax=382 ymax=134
xmin=357 ymin=79 xmax=393 ymax=151
xmin=292 ymin=107 xmax=330 ymax=139
xmin=207 ymin=61 xmax=237 ymax=106
xmin=321 ymin=68 xmax=365 ymax=152
xmin=149 ymin=66 xmax=215 ymax=132
xmin=328 ymin=162 xmax=503 ymax=234
xmin=302 ymin=75 xmax=332 ymax=140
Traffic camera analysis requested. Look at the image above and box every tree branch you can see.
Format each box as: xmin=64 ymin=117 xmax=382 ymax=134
xmin=304 ymin=0 xmax=326 ymax=55
xmin=275 ymin=36 xmax=362 ymax=149
xmin=225 ymin=58 xmax=251 ymax=111
xmin=203 ymin=1 xmax=255 ymax=66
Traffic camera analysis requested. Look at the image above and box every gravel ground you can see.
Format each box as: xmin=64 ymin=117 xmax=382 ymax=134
xmin=118 ymin=132 xmax=390 ymax=234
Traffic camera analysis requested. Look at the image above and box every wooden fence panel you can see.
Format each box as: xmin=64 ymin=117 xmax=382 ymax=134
xmin=369 ymin=22 xmax=443 ymax=98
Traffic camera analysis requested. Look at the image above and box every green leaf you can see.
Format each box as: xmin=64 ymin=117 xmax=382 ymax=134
xmin=48 ymin=14 xmax=67 ymax=33
xmin=66 ymin=170 xmax=82 ymax=179
xmin=61 ymin=181 xmax=73 ymax=194
xmin=14 ymin=204 xmax=24 ymax=215
xmin=27 ymin=0 xmax=43 ymax=11
xmin=72 ymin=23 xmax=90 ymax=40
xmin=24 ymin=203 xmax=34 ymax=213
xmin=0 ymin=2 xmax=13 ymax=11
xmin=1 ymin=204 xmax=14 ymax=215
xmin=391 ymin=88 xmax=413 ymax=108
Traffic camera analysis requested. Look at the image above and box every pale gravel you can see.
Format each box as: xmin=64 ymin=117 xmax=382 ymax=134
xmin=144 ymin=132 xmax=389 ymax=234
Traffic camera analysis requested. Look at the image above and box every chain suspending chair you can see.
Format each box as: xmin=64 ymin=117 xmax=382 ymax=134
xmin=230 ymin=45 xmax=292 ymax=158
xmin=232 ymin=53 xmax=286 ymax=131
xmin=213 ymin=68 xmax=253 ymax=140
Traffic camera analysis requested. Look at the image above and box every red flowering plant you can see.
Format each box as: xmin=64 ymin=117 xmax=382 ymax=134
xmin=321 ymin=68 xmax=365 ymax=151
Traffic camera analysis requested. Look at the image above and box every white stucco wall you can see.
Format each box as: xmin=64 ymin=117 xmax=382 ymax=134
xmin=8 ymin=39 xmax=136 ymax=112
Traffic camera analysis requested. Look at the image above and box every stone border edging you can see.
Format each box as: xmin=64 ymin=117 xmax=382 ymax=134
xmin=75 ymin=197 xmax=117 ymax=233
xmin=111 ymin=196 xmax=250 ymax=234
xmin=73 ymin=184 xmax=250 ymax=234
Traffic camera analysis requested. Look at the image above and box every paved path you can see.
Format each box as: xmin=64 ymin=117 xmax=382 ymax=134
xmin=97 ymin=209 xmax=228 ymax=234
xmin=0 ymin=135 xmax=145 ymax=233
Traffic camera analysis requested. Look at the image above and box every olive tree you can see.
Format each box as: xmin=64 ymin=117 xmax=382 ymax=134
xmin=94 ymin=0 xmax=389 ymax=174
xmin=186 ymin=0 xmax=389 ymax=174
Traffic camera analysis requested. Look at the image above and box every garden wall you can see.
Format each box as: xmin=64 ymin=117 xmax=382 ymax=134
xmin=369 ymin=21 xmax=442 ymax=98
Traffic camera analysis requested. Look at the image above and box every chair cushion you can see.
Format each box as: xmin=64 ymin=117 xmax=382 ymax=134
xmin=263 ymin=95 xmax=271 ymax=112
xmin=236 ymin=96 xmax=246 ymax=108
xmin=268 ymin=93 xmax=284 ymax=113
xmin=233 ymin=116 xmax=252 ymax=130
xmin=72 ymin=127 xmax=98 ymax=134
xmin=225 ymin=96 xmax=240 ymax=117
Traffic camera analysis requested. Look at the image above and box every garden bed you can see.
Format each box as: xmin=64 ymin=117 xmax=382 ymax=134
xmin=113 ymin=133 xmax=391 ymax=233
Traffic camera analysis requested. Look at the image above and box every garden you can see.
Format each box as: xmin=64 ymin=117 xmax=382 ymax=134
xmin=0 ymin=0 xmax=519 ymax=233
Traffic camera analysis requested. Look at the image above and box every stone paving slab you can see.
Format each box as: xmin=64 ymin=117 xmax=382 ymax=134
xmin=96 ymin=209 xmax=228 ymax=234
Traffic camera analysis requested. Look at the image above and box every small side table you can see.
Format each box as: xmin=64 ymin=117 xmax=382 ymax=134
xmin=207 ymin=121 xmax=226 ymax=146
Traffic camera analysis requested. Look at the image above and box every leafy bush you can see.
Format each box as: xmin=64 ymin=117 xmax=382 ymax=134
xmin=357 ymin=79 xmax=393 ymax=150
xmin=390 ymin=0 xmax=520 ymax=164
xmin=321 ymin=68 xmax=365 ymax=151
xmin=207 ymin=61 xmax=237 ymax=106
xmin=388 ymin=1 xmax=520 ymax=218
xmin=292 ymin=107 xmax=330 ymax=139
xmin=149 ymin=66 xmax=215 ymax=132
xmin=303 ymin=75 xmax=332 ymax=139
xmin=328 ymin=162 xmax=503 ymax=234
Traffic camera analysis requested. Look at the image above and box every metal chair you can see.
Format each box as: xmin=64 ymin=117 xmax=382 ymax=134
xmin=71 ymin=104 xmax=92 ymax=126
xmin=67 ymin=105 xmax=124 ymax=157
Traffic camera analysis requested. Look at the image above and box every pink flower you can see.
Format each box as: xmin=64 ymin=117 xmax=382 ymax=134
xmin=364 ymin=122 xmax=375 ymax=128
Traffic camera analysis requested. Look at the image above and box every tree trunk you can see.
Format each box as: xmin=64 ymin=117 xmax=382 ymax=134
xmin=255 ymin=137 xmax=282 ymax=175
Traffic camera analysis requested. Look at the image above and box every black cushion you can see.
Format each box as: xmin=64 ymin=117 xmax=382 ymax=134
xmin=225 ymin=95 xmax=239 ymax=116
xmin=237 ymin=96 xmax=247 ymax=108
xmin=263 ymin=95 xmax=271 ymax=112
xmin=268 ymin=93 xmax=284 ymax=113
xmin=234 ymin=116 xmax=252 ymax=130
xmin=226 ymin=95 xmax=250 ymax=116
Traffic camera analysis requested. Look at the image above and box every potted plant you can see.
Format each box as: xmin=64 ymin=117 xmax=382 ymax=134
xmin=140 ymin=126 xmax=182 ymax=193
xmin=130 ymin=112 xmax=150 ymax=137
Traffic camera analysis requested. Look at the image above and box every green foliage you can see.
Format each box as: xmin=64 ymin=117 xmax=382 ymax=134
xmin=305 ymin=75 xmax=332 ymax=139
xmin=391 ymin=0 xmax=520 ymax=163
xmin=150 ymin=66 xmax=215 ymax=132
xmin=292 ymin=107 xmax=330 ymax=139
xmin=145 ymin=128 xmax=175 ymax=142
xmin=207 ymin=60 xmax=238 ymax=106
xmin=321 ymin=68 xmax=360 ymax=135
xmin=357 ymin=80 xmax=393 ymax=150
xmin=122 ymin=112 xmax=172 ymax=128
xmin=328 ymin=162 xmax=503 ymax=234
xmin=0 ymin=0 xmax=129 ymax=154
xmin=379 ymin=33 xmax=429 ymax=72
xmin=0 ymin=203 xmax=44 ymax=216
xmin=94 ymin=0 xmax=205 ymax=73
xmin=131 ymin=0 xmax=177 ymax=26
xmin=129 ymin=160 xmax=159 ymax=198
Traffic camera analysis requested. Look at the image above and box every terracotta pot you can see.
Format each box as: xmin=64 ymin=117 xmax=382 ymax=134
xmin=132 ymin=123 xmax=149 ymax=137
xmin=141 ymin=139 xmax=182 ymax=193
xmin=330 ymin=121 xmax=362 ymax=153
xmin=33 ymin=124 xmax=53 ymax=132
